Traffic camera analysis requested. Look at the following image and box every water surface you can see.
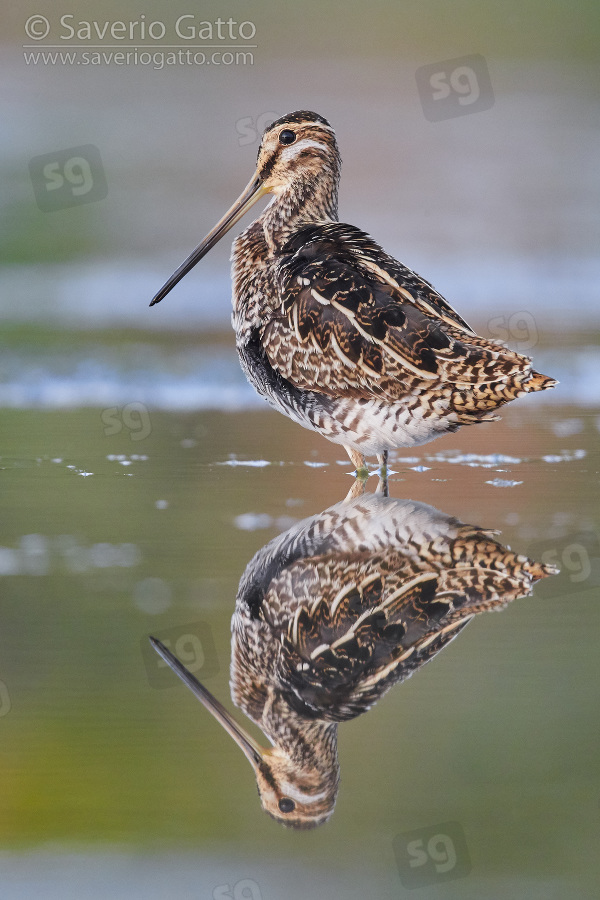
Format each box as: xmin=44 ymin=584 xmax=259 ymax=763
xmin=1 ymin=394 xmax=598 ymax=898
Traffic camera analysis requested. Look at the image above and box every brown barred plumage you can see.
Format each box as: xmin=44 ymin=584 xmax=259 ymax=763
xmin=150 ymin=111 xmax=557 ymax=470
xmin=151 ymin=488 xmax=557 ymax=829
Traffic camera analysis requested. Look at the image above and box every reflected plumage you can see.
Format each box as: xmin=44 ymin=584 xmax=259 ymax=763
xmin=151 ymin=488 xmax=557 ymax=828
xmin=150 ymin=111 xmax=557 ymax=470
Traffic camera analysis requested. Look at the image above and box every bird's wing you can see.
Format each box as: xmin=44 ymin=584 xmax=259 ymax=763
xmin=335 ymin=224 xmax=475 ymax=335
xmin=263 ymin=224 xmax=523 ymax=399
xmin=274 ymin=553 xmax=470 ymax=721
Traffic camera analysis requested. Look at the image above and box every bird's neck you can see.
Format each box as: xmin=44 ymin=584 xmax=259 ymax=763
xmin=263 ymin=698 xmax=340 ymax=777
xmin=258 ymin=173 xmax=339 ymax=252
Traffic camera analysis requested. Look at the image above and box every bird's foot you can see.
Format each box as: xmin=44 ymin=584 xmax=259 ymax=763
xmin=344 ymin=447 xmax=369 ymax=480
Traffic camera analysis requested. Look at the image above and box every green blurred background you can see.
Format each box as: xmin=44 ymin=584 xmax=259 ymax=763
xmin=1 ymin=1 xmax=599 ymax=897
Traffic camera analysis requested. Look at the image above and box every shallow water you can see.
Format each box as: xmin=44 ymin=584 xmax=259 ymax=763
xmin=1 ymin=392 xmax=598 ymax=898
xmin=2 ymin=17 xmax=600 ymax=894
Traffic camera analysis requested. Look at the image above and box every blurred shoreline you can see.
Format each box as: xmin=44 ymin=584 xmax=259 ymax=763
xmin=0 ymin=324 xmax=598 ymax=410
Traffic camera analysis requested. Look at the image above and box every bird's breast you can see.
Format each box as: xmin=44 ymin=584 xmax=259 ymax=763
xmin=231 ymin=224 xmax=282 ymax=334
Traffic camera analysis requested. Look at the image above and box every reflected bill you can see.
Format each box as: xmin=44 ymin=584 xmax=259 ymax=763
xmin=151 ymin=486 xmax=557 ymax=828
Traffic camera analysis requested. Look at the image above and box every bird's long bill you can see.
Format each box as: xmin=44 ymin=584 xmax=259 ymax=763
xmin=149 ymin=637 xmax=265 ymax=770
xmin=149 ymin=172 xmax=269 ymax=307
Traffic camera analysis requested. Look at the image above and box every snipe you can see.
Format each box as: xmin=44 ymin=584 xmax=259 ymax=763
xmin=150 ymin=489 xmax=557 ymax=828
xmin=150 ymin=111 xmax=557 ymax=473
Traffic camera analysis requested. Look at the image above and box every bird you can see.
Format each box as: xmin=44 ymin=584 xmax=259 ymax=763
xmin=149 ymin=111 xmax=557 ymax=474
xmin=150 ymin=488 xmax=557 ymax=829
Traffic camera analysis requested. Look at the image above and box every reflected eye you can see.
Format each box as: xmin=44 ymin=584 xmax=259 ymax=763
xmin=278 ymin=797 xmax=295 ymax=813
xmin=279 ymin=129 xmax=296 ymax=145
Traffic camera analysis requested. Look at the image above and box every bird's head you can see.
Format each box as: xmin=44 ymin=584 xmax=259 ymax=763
xmin=149 ymin=637 xmax=338 ymax=829
xmin=149 ymin=111 xmax=339 ymax=307
xmin=254 ymin=745 xmax=338 ymax=829
xmin=254 ymin=110 xmax=340 ymax=195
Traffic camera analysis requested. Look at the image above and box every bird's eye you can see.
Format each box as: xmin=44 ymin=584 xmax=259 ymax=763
xmin=278 ymin=797 xmax=295 ymax=813
xmin=279 ymin=129 xmax=296 ymax=146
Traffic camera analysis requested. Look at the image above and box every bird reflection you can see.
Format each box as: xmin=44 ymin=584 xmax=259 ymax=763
xmin=151 ymin=483 xmax=557 ymax=829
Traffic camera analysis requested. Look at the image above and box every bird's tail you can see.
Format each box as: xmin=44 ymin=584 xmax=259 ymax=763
xmin=525 ymin=370 xmax=559 ymax=393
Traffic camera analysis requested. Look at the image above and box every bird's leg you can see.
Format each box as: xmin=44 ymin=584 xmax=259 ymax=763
xmin=377 ymin=450 xmax=389 ymax=494
xmin=344 ymin=478 xmax=367 ymax=502
xmin=344 ymin=446 xmax=369 ymax=480
xmin=374 ymin=474 xmax=389 ymax=498
xmin=377 ymin=450 xmax=389 ymax=472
